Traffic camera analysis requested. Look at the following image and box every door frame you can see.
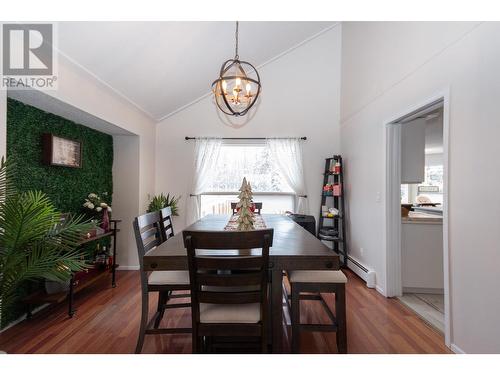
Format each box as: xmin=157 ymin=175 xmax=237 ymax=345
xmin=383 ymin=89 xmax=451 ymax=347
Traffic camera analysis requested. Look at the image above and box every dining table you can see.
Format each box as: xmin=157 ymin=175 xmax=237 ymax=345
xmin=142 ymin=213 xmax=340 ymax=353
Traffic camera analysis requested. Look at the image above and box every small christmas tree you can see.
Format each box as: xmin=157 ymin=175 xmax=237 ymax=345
xmin=237 ymin=177 xmax=255 ymax=231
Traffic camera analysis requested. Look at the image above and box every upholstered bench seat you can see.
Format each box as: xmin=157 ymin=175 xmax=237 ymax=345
xmin=200 ymin=302 xmax=261 ymax=324
xmin=288 ymin=270 xmax=347 ymax=284
xmin=148 ymin=270 xmax=190 ymax=285
xmin=287 ymin=269 xmax=348 ymax=353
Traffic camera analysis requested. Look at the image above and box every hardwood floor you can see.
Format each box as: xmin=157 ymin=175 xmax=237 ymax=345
xmin=0 ymin=269 xmax=451 ymax=354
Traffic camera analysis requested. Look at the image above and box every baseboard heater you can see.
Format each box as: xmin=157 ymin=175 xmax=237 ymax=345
xmin=346 ymin=255 xmax=376 ymax=289
xmin=347 ymin=255 xmax=368 ymax=272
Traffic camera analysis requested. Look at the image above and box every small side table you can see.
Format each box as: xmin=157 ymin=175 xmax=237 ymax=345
xmin=24 ymin=219 xmax=121 ymax=318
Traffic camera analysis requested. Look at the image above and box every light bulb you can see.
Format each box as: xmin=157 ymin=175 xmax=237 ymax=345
xmin=235 ymin=77 xmax=242 ymax=87
xmin=245 ymin=82 xmax=251 ymax=94
xmin=222 ymin=80 xmax=227 ymax=93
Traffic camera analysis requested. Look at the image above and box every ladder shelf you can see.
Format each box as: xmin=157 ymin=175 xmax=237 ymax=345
xmin=318 ymin=155 xmax=348 ymax=267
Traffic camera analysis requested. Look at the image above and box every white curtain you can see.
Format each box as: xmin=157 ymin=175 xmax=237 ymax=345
xmin=266 ymin=138 xmax=308 ymax=214
xmin=186 ymin=138 xmax=222 ymax=225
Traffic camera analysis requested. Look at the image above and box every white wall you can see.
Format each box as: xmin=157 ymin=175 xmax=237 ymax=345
xmin=113 ymin=135 xmax=141 ymax=268
xmin=340 ymin=22 xmax=500 ymax=353
xmin=155 ymin=26 xmax=342 ymax=229
xmin=426 ymin=153 xmax=444 ymax=168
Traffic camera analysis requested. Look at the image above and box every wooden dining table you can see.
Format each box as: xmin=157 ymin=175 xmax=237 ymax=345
xmin=142 ymin=214 xmax=340 ymax=353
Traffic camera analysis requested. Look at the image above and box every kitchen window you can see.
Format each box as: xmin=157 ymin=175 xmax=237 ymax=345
xmin=401 ymin=165 xmax=444 ymax=204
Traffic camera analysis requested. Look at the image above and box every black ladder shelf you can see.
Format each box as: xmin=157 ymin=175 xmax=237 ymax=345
xmin=318 ymin=155 xmax=348 ymax=267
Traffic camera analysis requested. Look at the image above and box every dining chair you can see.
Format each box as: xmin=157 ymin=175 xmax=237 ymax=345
xmin=231 ymin=202 xmax=263 ymax=215
xmin=286 ymin=270 xmax=347 ymax=353
xmin=159 ymin=206 xmax=175 ymax=241
xmin=157 ymin=206 xmax=191 ymax=327
xmin=133 ymin=211 xmax=191 ymax=354
xmin=183 ymin=229 xmax=273 ymax=353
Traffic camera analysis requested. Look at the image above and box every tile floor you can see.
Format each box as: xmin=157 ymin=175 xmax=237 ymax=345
xmin=398 ymin=293 xmax=445 ymax=333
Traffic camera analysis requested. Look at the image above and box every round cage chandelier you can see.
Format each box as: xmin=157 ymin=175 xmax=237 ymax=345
xmin=212 ymin=21 xmax=262 ymax=116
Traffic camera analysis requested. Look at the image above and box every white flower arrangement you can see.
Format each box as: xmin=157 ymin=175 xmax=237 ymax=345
xmin=83 ymin=192 xmax=112 ymax=214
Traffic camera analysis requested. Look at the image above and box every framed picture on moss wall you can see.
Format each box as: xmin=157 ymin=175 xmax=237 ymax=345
xmin=42 ymin=133 xmax=82 ymax=168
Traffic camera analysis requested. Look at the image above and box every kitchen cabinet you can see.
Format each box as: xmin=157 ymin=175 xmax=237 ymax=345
xmin=401 ymin=118 xmax=425 ymax=183
xmin=401 ymin=219 xmax=444 ymax=292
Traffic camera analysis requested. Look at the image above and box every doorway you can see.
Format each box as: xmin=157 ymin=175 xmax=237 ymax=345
xmin=385 ymin=94 xmax=450 ymax=346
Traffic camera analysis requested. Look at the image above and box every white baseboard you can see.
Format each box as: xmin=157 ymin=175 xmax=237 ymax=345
xmin=403 ymin=287 xmax=444 ymax=294
xmin=347 ymin=256 xmax=368 ymax=281
xmin=375 ymin=285 xmax=386 ymax=297
xmin=450 ymin=343 xmax=466 ymax=354
xmin=347 ymin=255 xmax=378 ymax=289
xmin=118 ymin=265 xmax=140 ymax=271
xmin=348 ymin=263 xmax=366 ymax=281
xmin=347 ymin=256 xmax=386 ymax=297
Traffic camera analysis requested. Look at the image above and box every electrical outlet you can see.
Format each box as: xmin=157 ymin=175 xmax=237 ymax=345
xmin=376 ymin=191 xmax=381 ymax=203
xmin=360 ymin=247 xmax=364 ymax=255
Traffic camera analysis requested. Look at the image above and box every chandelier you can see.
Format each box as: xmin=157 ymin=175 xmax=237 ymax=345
xmin=212 ymin=22 xmax=262 ymax=116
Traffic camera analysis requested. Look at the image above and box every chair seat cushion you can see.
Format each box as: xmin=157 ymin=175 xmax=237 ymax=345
xmin=199 ymin=303 xmax=261 ymax=324
xmin=148 ymin=270 xmax=190 ymax=285
xmin=288 ymin=270 xmax=347 ymax=284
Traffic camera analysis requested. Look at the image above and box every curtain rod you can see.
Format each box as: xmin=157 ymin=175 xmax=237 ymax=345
xmin=185 ymin=136 xmax=307 ymax=141
xmin=189 ymin=193 xmax=307 ymax=198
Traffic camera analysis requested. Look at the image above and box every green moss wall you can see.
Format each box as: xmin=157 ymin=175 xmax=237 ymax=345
xmin=3 ymin=98 xmax=114 ymax=327
xmin=7 ymin=98 xmax=113 ymax=214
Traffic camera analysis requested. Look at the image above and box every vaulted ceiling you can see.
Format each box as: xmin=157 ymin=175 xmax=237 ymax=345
xmin=57 ymin=21 xmax=335 ymax=121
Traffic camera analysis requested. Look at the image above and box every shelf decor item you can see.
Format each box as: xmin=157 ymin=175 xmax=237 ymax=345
xmin=236 ymin=177 xmax=255 ymax=231
xmin=101 ymin=208 xmax=110 ymax=232
xmin=42 ymin=133 xmax=82 ymax=168
xmin=82 ymin=192 xmax=112 ymax=231
xmin=212 ymin=21 xmax=261 ymax=116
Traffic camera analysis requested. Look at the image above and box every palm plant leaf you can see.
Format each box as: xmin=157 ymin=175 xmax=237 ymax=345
xmin=0 ymin=157 xmax=16 ymax=204
xmin=0 ymin=158 xmax=93 ymax=326
xmin=0 ymin=191 xmax=57 ymax=252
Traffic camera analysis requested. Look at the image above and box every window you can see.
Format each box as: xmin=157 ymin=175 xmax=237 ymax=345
xmin=401 ymin=165 xmax=444 ymax=204
xmin=417 ymin=165 xmax=444 ymax=204
xmin=401 ymin=184 xmax=409 ymax=204
xmin=200 ymin=142 xmax=294 ymax=215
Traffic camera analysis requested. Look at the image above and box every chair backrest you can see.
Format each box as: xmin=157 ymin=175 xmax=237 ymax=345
xmin=159 ymin=206 xmax=175 ymax=241
xmin=231 ymin=202 xmax=263 ymax=215
xmin=183 ymin=229 xmax=273 ymax=324
xmin=133 ymin=211 xmax=163 ymax=261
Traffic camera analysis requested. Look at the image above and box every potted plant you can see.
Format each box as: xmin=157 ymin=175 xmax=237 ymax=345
xmin=0 ymin=157 xmax=92 ymax=331
xmin=147 ymin=193 xmax=181 ymax=215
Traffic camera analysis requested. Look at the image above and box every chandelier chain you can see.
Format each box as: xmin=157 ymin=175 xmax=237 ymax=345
xmin=235 ymin=21 xmax=239 ymax=60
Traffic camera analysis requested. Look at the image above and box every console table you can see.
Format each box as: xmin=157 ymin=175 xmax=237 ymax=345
xmin=24 ymin=219 xmax=121 ymax=318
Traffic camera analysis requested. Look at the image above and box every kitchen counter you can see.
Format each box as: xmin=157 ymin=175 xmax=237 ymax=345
xmin=402 ymin=211 xmax=443 ymax=224
xmin=413 ymin=206 xmax=443 ymax=215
